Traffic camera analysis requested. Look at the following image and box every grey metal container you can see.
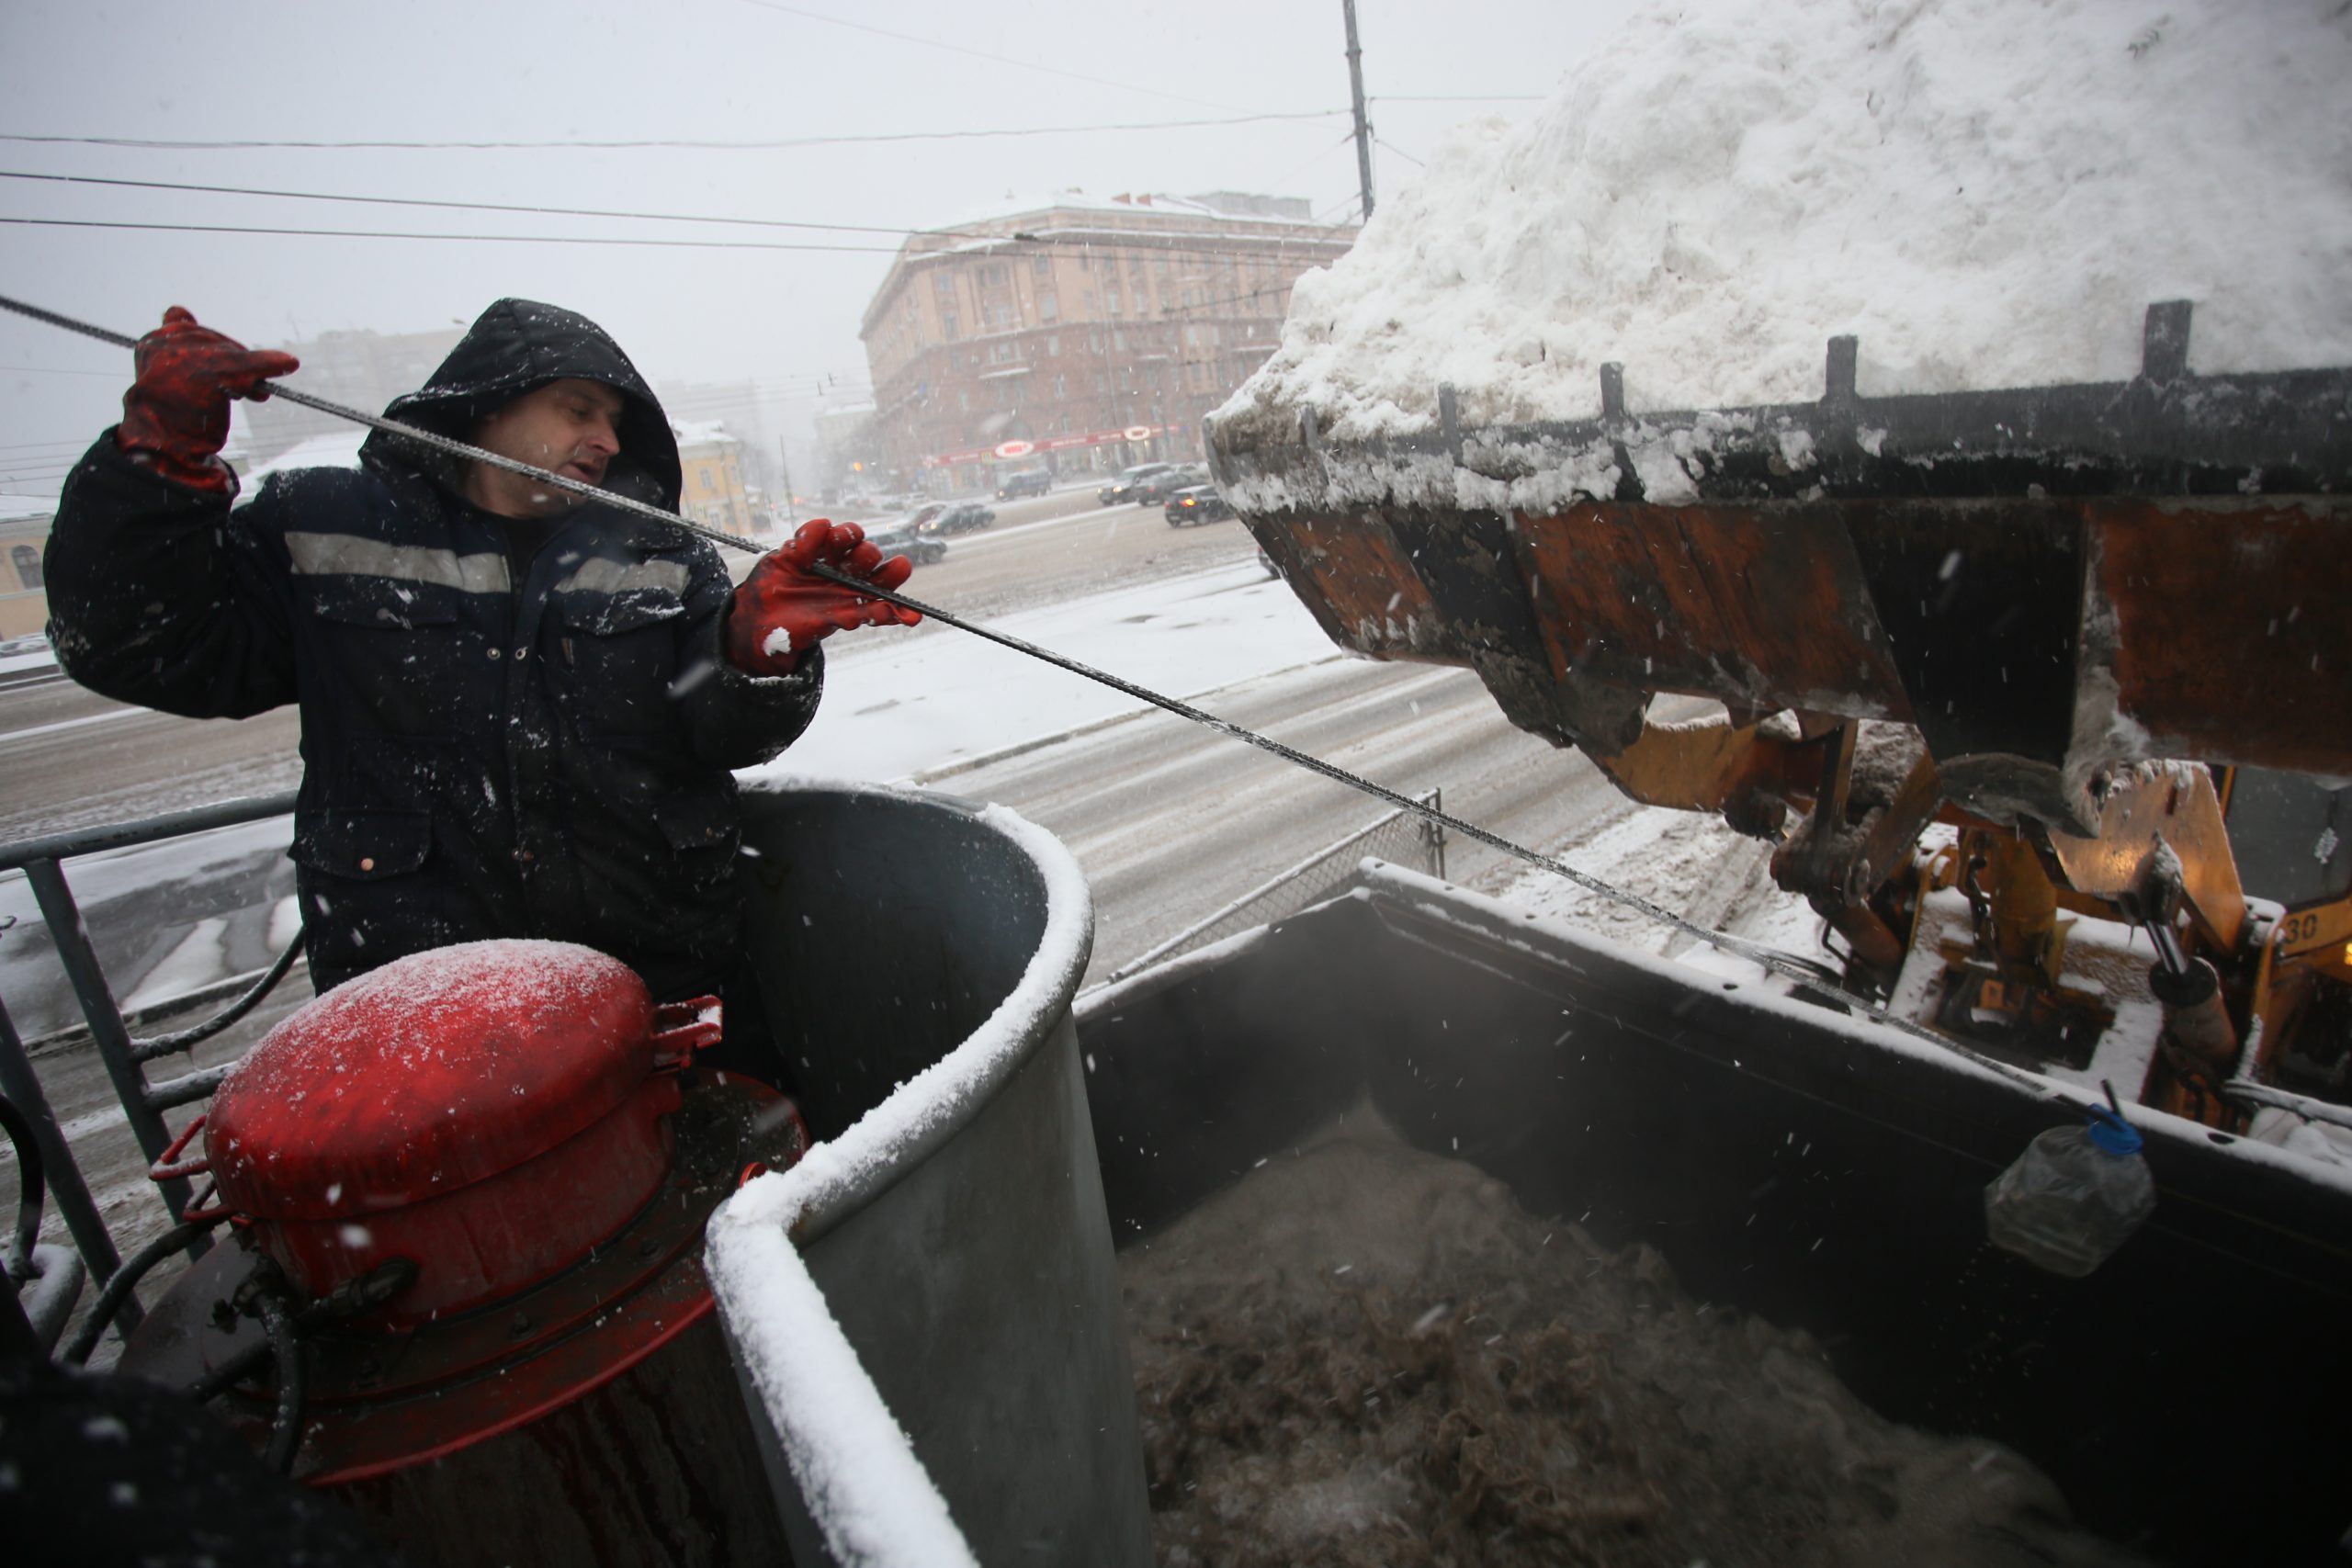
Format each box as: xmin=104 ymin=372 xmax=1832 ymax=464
xmin=716 ymin=781 xmax=1151 ymax=1567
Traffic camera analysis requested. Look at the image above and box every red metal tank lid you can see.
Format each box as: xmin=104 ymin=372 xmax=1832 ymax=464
xmin=206 ymin=940 xmax=660 ymax=1222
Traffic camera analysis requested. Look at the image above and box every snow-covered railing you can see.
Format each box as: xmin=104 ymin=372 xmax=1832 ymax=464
xmin=1 ymin=792 xmax=302 ymax=1335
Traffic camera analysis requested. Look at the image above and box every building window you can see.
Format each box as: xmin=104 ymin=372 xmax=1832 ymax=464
xmin=10 ymin=544 xmax=40 ymax=590
xmin=1105 ymin=290 xmax=1122 ymax=317
xmin=958 ymin=390 xmax=971 ymax=411
xmin=1046 ymin=335 xmax=1060 ymax=357
xmin=1038 ymin=290 xmax=1058 ymax=321
xmin=1113 ymin=330 xmax=1126 ymax=353
xmin=991 ymin=342 xmax=1015 ymax=364
xmin=1053 ymin=374 xmax=1067 ymax=398
xmin=1033 ymin=255 xmax=1052 ymax=277
xmin=942 ymin=310 xmax=960 ymax=339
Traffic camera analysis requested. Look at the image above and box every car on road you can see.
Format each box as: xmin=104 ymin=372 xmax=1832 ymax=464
xmin=922 ymin=502 xmax=996 ymax=536
xmin=867 ymin=523 xmax=947 ymax=565
xmin=1163 ymin=485 xmax=1234 ymax=526
xmin=996 ymin=468 xmax=1052 ymax=500
xmin=1099 ymin=463 xmax=1173 ymax=505
xmin=1133 ymin=466 xmax=1208 ymax=505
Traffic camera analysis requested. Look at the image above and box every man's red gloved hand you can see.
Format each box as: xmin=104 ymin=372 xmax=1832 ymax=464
xmin=725 ymin=519 xmax=921 ymax=677
xmin=115 ymin=307 xmax=300 ymax=493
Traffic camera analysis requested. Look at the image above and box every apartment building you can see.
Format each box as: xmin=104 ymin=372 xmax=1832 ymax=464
xmin=673 ymin=420 xmax=757 ymax=537
xmin=858 ymin=192 xmax=1355 ymax=494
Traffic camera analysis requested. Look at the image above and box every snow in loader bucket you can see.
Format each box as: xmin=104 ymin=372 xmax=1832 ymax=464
xmin=1210 ymin=304 xmax=2352 ymax=835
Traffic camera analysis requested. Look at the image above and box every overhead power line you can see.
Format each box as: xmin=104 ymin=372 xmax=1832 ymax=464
xmin=0 ymin=109 xmax=1345 ymax=153
xmin=0 ymin=216 xmax=903 ymax=254
xmin=0 ymin=170 xmax=957 ymax=241
xmin=735 ymin=0 xmax=1249 ymax=117
xmin=0 ymin=214 xmax=1353 ymax=270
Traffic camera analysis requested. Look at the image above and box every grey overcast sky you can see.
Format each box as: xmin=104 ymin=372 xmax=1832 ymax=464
xmin=0 ymin=0 xmax=1641 ymax=496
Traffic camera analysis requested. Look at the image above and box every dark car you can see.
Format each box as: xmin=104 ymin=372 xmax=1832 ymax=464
xmin=1134 ymin=466 xmax=1208 ymax=505
xmin=867 ymin=522 xmax=946 ymax=565
xmin=1099 ymin=462 xmax=1173 ymax=505
xmin=1163 ymin=485 xmax=1234 ymax=526
xmin=996 ymin=468 xmax=1052 ymax=500
xmin=922 ymin=502 xmax=996 ymax=536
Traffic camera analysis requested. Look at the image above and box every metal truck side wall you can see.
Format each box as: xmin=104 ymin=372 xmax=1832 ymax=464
xmin=725 ymin=784 xmax=1151 ymax=1568
xmin=1075 ymin=872 xmax=2352 ymax=1566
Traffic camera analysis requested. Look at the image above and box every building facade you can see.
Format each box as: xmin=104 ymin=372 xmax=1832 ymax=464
xmin=237 ymin=325 xmax=466 ymax=468
xmin=858 ymin=192 xmax=1355 ymax=495
xmin=672 ymin=421 xmax=759 ymax=538
xmin=1 ymin=499 xmax=54 ymax=640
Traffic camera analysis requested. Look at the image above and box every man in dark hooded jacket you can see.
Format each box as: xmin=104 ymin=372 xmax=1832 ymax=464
xmin=44 ymin=299 xmax=913 ymax=1060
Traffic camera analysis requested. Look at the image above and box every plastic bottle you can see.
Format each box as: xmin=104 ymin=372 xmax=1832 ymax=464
xmin=1983 ymin=1103 xmax=2157 ymax=1278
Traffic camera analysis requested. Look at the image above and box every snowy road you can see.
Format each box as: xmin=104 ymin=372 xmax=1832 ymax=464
xmin=2 ymin=531 xmax=1700 ymax=1328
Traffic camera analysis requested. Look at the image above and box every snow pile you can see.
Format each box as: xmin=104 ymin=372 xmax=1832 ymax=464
xmin=1222 ymin=0 xmax=2352 ymax=443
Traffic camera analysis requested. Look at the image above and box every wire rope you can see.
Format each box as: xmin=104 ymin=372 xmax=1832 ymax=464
xmin=0 ymin=288 xmax=2079 ymax=1103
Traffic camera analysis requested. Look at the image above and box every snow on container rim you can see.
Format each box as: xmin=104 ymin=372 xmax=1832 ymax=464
xmin=714 ymin=786 xmax=1092 ymax=1242
xmin=705 ymin=788 xmax=1091 ymax=1564
xmin=1217 ymin=0 xmax=2352 ymax=444
xmin=1353 ymin=857 xmax=2352 ymax=1198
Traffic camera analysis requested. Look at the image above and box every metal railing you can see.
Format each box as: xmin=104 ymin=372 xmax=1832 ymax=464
xmin=0 ymin=792 xmax=301 ymax=1336
xmin=1093 ymin=789 xmax=1444 ymax=990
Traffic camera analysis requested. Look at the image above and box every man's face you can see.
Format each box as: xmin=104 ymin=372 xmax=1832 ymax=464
xmin=466 ymin=378 xmax=626 ymax=518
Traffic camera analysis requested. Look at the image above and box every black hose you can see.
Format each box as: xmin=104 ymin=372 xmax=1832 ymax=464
xmin=253 ymin=1285 xmax=305 ymax=1473
xmin=60 ymin=1217 xmax=216 ymax=1365
xmin=183 ymin=1337 xmax=272 ymax=1404
xmin=182 ymin=1255 xmax=416 ymax=1405
xmin=0 ymin=1093 xmax=43 ymax=1286
xmin=132 ymin=928 xmax=307 ymax=1061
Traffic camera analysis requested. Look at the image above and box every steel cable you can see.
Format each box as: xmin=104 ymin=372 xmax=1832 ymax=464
xmin=0 ymin=290 xmax=2073 ymax=1100
xmin=60 ymin=1213 xmax=220 ymax=1364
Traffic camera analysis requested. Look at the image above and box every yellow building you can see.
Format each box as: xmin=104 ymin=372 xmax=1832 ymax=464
xmin=672 ymin=421 xmax=755 ymax=537
xmin=2 ymin=500 xmax=55 ymax=641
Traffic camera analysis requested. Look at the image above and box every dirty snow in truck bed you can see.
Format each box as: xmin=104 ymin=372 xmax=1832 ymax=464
xmin=1123 ymin=1100 xmax=2148 ymax=1568
xmin=1220 ymin=0 xmax=2352 ymax=441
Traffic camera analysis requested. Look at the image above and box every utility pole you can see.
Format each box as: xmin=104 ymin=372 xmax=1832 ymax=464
xmin=1342 ymin=0 xmax=1375 ymax=221
xmin=776 ymin=436 xmax=797 ymax=534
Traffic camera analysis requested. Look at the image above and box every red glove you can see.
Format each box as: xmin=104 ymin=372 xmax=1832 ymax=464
xmin=115 ymin=307 xmax=300 ymax=493
xmin=725 ymin=519 xmax=920 ymax=677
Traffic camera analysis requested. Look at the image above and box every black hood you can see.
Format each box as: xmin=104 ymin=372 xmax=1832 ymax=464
xmin=360 ymin=298 xmax=683 ymax=512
